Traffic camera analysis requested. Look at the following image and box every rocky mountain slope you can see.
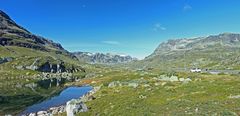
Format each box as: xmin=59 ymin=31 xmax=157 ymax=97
xmin=138 ymin=33 xmax=240 ymax=70
xmin=0 ymin=10 xmax=83 ymax=73
xmin=73 ymin=52 xmax=137 ymax=64
xmin=0 ymin=10 xmax=70 ymax=52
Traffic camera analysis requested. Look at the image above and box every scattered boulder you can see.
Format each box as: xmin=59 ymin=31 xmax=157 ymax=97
xmin=15 ymin=83 xmax=23 ymax=88
xmin=108 ymin=81 xmax=121 ymax=88
xmin=16 ymin=65 xmax=24 ymax=70
xmin=157 ymin=75 xmax=192 ymax=83
xmin=128 ymin=83 xmax=138 ymax=88
xmin=179 ymin=78 xmax=192 ymax=83
xmin=28 ymin=113 xmax=36 ymax=116
xmin=183 ymin=78 xmax=192 ymax=83
xmin=26 ymin=58 xmax=39 ymax=70
xmin=37 ymin=111 xmax=48 ymax=116
xmin=169 ymin=76 xmax=179 ymax=82
xmin=139 ymin=95 xmax=147 ymax=99
xmin=143 ymin=84 xmax=150 ymax=87
xmin=154 ymin=82 xmax=161 ymax=86
xmin=228 ymin=95 xmax=240 ymax=99
xmin=179 ymin=78 xmax=185 ymax=82
xmin=49 ymin=106 xmax=65 ymax=114
xmin=161 ymin=82 xmax=167 ymax=86
xmin=25 ymin=83 xmax=38 ymax=89
xmin=66 ymin=99 xmax=88 ymax=116
xmin=159 ymin=75 xmax=170 ymax=81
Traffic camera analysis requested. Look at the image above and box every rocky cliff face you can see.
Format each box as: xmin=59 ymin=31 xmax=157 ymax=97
xmin=38 ymin=61 xmax=84 ymax=73
xmin=73 ymin=52 xmax=137 ymax=64
xmin=141 ymin=33 xmax=240 ymax=70
xmin=0 ymin=10 xmax=65 ymax=51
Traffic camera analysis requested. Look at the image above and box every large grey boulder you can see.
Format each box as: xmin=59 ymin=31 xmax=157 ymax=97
xmin=26 ymin=58 xmax=39 ymax=70
xmin=108 ymin=81 xmax=121 ymax=88
xmin=36 ymin=111 xmax=48 ymax=116
xmin=66 ymin=99 xmax=88 ymax=116
xmin=228 ymin=95 xmax=240 ymax=99
xmin=128 ymin=83 xmax=138 ymax=88
xmin=169 ymin=76 xmax=179 ymax=82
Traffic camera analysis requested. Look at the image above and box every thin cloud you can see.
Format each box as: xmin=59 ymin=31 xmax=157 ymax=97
xmin=183 ymin=4 xmax=192 ymax=11
xmin=102 ymin=41 xmax=120 ymax=45
xmin=153 ymin=23 xmax=166 ymax=31
xmin=63 ymin=43 xmax=102 ymax=48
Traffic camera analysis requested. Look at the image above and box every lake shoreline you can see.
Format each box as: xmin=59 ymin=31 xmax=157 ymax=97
xmin=20 ymin=85 xmax=100 ymax=116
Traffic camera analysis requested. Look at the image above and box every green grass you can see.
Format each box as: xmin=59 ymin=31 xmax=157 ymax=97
xmin=77 ymin=70 xmax=240 ymax=116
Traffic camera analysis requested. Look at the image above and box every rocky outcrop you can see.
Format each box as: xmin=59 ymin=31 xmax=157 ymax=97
xmin=0 ymin=57 xmax=13 ymax=64
xmin=153 ymin=75 xmax=192 ymax=83
xmin=14 ymin=57 xmax=85 ymax=73
xmin=38 ymin=62 xmax=66 ymax=73
xmin=38 ymin=62 xmax=84 ymax=73
xmin=73 ymin=52 xmax=138 ymax=64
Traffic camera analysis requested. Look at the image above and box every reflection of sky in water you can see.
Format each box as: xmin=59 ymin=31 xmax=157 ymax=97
xmin=20 ymin=86 xmax=92 ymax=115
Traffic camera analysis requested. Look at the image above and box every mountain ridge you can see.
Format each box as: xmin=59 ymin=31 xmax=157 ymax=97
xmin=133 ymin=33 xmax=240 ymax=70
xmin=0 ymin=10 xmax=65 ymax=52
xmin=147 ymin=33 xmax=240 ymax=59
xmin=73 ymin=51 xmax=138 ymax=64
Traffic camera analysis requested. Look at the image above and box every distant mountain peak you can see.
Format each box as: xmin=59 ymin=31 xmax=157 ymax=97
xmin=73 ymin=52 xmax=137 ymax=64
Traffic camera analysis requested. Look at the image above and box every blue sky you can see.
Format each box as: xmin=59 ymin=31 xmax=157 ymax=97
xmin=1 ymin=0 xmax=240 ymax=59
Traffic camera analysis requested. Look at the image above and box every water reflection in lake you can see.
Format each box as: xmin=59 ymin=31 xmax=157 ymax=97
xmin=20 ymin=86 xmax=92 ymax=115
